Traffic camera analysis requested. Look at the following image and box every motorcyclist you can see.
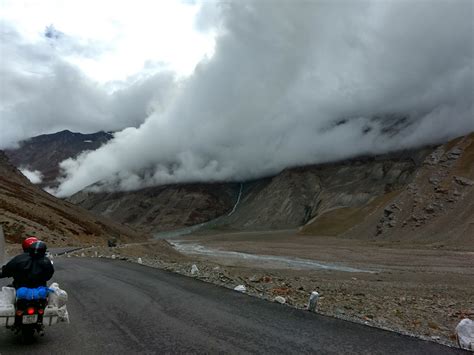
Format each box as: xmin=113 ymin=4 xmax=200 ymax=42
xmin=0 ymin=241 xmax=54 ymax=289
xmin=0 ymin=236 xmax=38 ymax=282
xmin=22 ymin=236 xmax=39 ymax=253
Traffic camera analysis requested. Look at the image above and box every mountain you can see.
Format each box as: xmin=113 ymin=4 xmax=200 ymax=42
xmin=4 ymin=130 xmax=113 ymax=188
xmin=319 ymin=133 xmax=474 ymax=247
xmin=0 ymin=151 xmax=144 ymax=247
xmin=5 ymin=129 xmax=472 ymax=248
xmin=68 ymin=183 xmax=239 ymax=233
xmin=68 ymin=133 xmax=474 ymax=248
xmin=67 ymin=147 xmax=431 ymax=233
xmin=215 ymin=150 xmax=426 ymax=230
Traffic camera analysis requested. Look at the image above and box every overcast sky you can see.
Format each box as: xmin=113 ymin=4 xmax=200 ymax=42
xmin=0 ymin=0 xmax=213 ymax=146
xmin=1 ymin=0 xmax=473 ymax=196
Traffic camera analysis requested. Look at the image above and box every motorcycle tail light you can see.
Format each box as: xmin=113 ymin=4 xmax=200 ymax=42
xmin=38 ymin=308 xmax=44 ymax=315
xmin=27 ymin=307 xmax=35 ymax=315
xmin=16 ymin=310 xmax=23 ymax=316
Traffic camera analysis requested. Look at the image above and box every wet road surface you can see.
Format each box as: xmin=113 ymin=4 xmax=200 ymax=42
xmin=0 ymin=257 xmax=464 ymax=354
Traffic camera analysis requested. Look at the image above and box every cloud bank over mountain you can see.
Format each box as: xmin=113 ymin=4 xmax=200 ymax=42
xmin=4 ymin=1 xmax=473 ymax=197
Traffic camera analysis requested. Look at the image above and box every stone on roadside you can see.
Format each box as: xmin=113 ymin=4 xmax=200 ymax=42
xmin=137 ymin=257 xmax=143 ymax=264
xmin=234 ymin=285 xmax=246 ymax=292
xmin=191 ymin=264 xmax=199 ymax=275
xmin=456 ymin=318 xmax=474 ymax=350
xmin=308 ymin=291 xmax=319 ymax=312
xmin=274 ymin=296 xmax=286 ymax=304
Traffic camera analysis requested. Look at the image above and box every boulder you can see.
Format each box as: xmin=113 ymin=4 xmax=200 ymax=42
xmin=456 ymin=318 xmax=474 ymax=350
xmin=191 ymin=264 xmax=199 ymax=275
xmin=234 ymin=285 xmax=246 ymax=292
xmin=274 ymin=296 xmax=286 ymax=304
xmin=308 ymin=291 xmax=320 ymax=312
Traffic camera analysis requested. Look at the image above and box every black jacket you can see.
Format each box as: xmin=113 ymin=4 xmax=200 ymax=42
xmin=0 ymin=252 xmax=54 ymax=289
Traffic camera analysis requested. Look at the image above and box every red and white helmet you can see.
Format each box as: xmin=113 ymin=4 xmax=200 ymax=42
xmin=22 ymin=236 xmax=39 ymax=252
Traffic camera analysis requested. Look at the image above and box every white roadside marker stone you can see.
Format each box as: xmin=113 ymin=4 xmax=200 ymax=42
xmin=308 ymin=291 xmax=320 ymax=312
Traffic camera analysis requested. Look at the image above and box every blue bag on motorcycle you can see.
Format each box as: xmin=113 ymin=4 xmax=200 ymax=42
xmin=16 ymin=287 xmax=51 ymax=300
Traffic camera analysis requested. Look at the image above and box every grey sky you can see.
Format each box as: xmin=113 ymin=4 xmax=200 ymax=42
xmin=1 ymin=1 xmax=472 ymax=196
xmin=0 ymin=21 xmax=177 ymax=147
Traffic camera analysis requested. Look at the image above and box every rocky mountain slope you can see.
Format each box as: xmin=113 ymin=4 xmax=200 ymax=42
xmin=217 ymin=150 xmax=427 ymax=231
xmin=6 ymin=128 xmax=472 ymax=248
xmin=68 ymin=134 xmax=473 ymax=248
xmin=330 ymin=133 xmax=474 ymax=247
xmin=5 ymin=130 xmax=112 ymax=188
xmin=0 ymin=151 xmax=144 ymax=246
xmin=68 ymin=147 xmax=430 ymax=233
xmin=68 ymin=183 xmax=239 ymax=233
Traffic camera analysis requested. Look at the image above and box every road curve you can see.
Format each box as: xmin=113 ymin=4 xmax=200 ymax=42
xmin=0 ymin=258 xmax=464 ymax=354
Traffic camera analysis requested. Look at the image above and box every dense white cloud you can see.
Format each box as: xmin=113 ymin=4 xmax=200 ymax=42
xmin=0 ymin=22 xmax=179 ymax=148
xmin=1 ymin=1 xmax=472 ymax=196
xmin=54 ymin=0 xmax=473 ymax=197
xmin=20 ymin=168 xmax=43 ymax=184
xmin=0 ymin=0 xmax=213 ymax=81
xmin=0 ymin=0 xmax=212 ymax=148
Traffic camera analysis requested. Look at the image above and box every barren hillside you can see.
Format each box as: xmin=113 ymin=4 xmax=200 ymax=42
xmin=67 ymin=134 xmax=473 ymax=249
xmin=4 ymin=130 xmax=112 ymax=188
xmin=0 ymin=151 xmax=145 ymax=246
xmin=68 ymin=183 xmax=239 ymax=233
xmin=323 ymin=133 xmax=474 ymax=248
xmin=68 ymin=146 xmax=431 ymax=233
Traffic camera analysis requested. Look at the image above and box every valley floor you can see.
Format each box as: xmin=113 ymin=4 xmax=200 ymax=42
xmin=168 ymin=230 xmax=473 ymax=347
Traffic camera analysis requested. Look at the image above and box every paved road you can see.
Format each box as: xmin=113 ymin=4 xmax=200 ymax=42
xmin=0 ymin=258 xmax=464 ymax=354
xmin=48 ymin=247 xmax=85 ymax=256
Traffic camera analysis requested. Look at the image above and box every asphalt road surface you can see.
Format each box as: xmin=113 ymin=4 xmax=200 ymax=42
xmin=0 ymin=257 xmax=465 ymax=354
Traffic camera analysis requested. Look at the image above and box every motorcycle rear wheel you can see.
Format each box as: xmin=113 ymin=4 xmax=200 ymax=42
xmin=21 ymin=326 xmax=35 ymax=344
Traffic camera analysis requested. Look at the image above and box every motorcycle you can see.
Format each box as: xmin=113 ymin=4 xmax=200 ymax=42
xmin=0 ymin=284 xmax=69 ymax=343
xmin=10 ymin=297 xmax=48 ymax=342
